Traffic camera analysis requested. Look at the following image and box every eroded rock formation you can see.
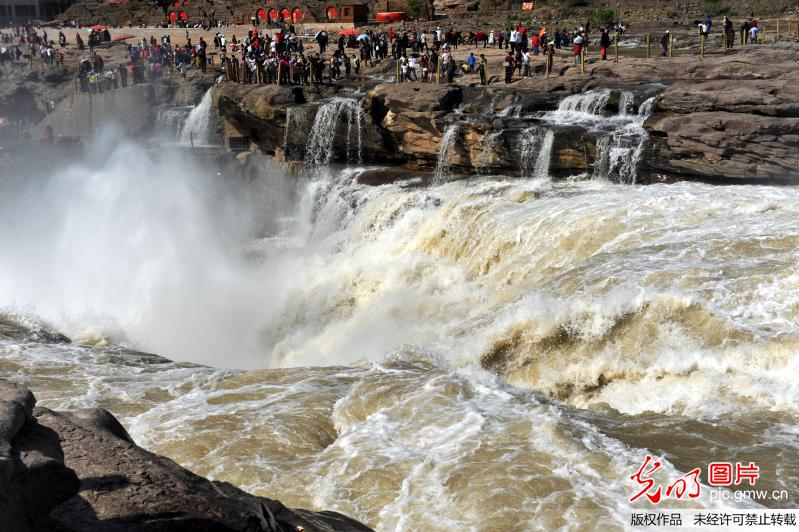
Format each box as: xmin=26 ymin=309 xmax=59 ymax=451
xmin=216 ymin=42 xmax=799 ymax=183
xmin=0 ymin=378 xmax=372 ymax=532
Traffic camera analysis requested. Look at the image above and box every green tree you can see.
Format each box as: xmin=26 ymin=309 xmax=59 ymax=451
xmin=408 ymin=0 xmax=423 ymax=19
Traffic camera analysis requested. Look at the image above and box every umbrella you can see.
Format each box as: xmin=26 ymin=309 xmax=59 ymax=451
xmin=518 ymin=27 xmax=527 ymax=33
xmin=112 ymin=34 xmax=135 ymax=41
xmin=339 ymin=29 xmax=359 ymax=36
xmin=357 ymin=34 xmax=369 ymax=40
xmin=539 ymin=26 xmax=547 ymax=37
xmin=91 ymin=24 xmax=107 ymax=31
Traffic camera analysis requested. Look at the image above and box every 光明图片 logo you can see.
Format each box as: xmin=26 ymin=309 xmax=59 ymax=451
xmin=629 ymin=455 xmax=760 ymax=504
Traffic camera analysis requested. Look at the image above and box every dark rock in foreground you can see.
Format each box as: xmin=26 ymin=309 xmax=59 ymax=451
xmin=0 ymin=379 xmax=372 ymax=532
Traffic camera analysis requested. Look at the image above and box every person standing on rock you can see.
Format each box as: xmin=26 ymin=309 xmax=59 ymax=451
xmin=723 ymin=17 xmax=734 ymax=49
xmin=479 ymin=54 xmax=487 ymax=85
xmin=198 ymin=39 xmax=207 ymax=73
xmin=317 ymin=30 xmax=328 ymax=54
xmin=117 ymin=62 xmax=127 ymax=87
xmin=600 ymin=29 xmax=610 ymax=60
xmin=572 ymin=33 xmax=583 ymax=65
xmin=503 ymin=51 xmax=513 ymax=83
xmin=660 ymin=31 xmax=669 ymax=57
xmin=446 ymin=55 xmax=457 ymax=83
xmin=698 ymin=22 xmax=708 ymax=39
xmin=429 ymin=50 xmax=438 ymax=83
xmin=521 ymin=49 xmax=530 ymax=77
xmin=748 ymin=24 xmax=759 ymax=44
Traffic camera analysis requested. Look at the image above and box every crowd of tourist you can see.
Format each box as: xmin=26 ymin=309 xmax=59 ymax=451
xmin=0 ymin=12 xmax=766 ymax=90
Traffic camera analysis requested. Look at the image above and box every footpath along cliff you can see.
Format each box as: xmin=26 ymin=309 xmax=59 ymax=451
xmin=213 ymin=42 xmax=799 ymax=183
xmin=0 ymin=373 xmax=372 ymax=531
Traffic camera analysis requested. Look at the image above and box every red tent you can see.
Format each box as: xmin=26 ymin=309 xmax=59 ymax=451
xmin=339 ymin=29 xmax=359 ymax=36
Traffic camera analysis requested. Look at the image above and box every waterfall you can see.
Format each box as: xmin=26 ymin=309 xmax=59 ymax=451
xmin=533 ymin=130 xmax=555 ymax=179
xmin=155 ymin=106 xmax=192 ymax=141
xmin=520 ymin=128 xmax=554 ymax=179
xmin=557 ymin=90 xmax=611 ymax=115
xmin=593 ymin=97 xmax=656 ymax=184
xmin=593 ymin=136 xmax=611 ymax=178
xmin=497 ymin=104 xmax=522 ymax=118
xmin=519 ymin=127 xmax=542 ymax=177
xmin=283 ymin=105 xmax=314 ymax=161
xmin=638 ymin=96 xmax=656 ymax=118
xmin=618 ymin=91 xmax=635 ymax=115
xmin=433 ymin=124 xmax=460 ymax=183
xmin=303 ymin=97 xmax=365 ymax=170
xmin=477 ymin=131 xmax=502 ymax=174
xmin=594 ymin=136 xmax=644 ymax=184
xmin=179 ymin=89 xmax=214 ymax=147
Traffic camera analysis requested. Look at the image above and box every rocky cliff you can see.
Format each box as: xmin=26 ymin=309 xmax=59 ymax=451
xmin=212 ymin=42 xmax=799 ymax=184
xmin=0 ymin=378 xmax=372 ymax=532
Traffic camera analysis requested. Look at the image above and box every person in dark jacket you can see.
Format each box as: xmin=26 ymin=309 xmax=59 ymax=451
xmin=503 ymin=52 xmax=513 ymax=83
xmin=600 ymin=29 xmax=611 ymax=60
xmin=446 ymin=57 xmax=456 ymax=83
xmin=661 ymin=31 xmax=670 ymax=57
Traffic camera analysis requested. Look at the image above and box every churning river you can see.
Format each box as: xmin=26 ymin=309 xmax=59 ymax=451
xmin=1 ymin=109 xmax=798 ymax=530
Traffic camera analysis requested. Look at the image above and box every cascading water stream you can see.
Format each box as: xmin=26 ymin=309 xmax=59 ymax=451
xmin=179 ymin=88 xmax=214 ymax=147
xmin=155 ymin=106 xmax=192 ymax=141
xmin=557 ymin=89 xmax=611 ymax=115
xmin=477 ymin=131 xmax=502 ymax=173
xmin=519 ymin=127 xmax=542 ymax=177
xmin=519 ymin=127 xmax=554 ymax=179
xmin=3 ymin=117 xmax=799 ymax=530
xmin=303 ymin=97 xmax=365 ymax=171
xmin=283 ymin=105 xmax=314 ymax=161
xmin=533 ymin=129 xmax=555 ymax=179
xmin=433 ymin=124 xmax=459 ymax=183
xmin=618 ymin=91 xmax=635 ymax=115
xmin=592 ymin=96 xmax=657 ymax=183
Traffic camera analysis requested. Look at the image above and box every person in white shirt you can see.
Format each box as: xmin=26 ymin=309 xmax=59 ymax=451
xmin=521 ymin=50 xmax=530 ymax=77
xmin=407 ymin=55 xmax=417 ymax=81
xmin=510 ymin=29 xmax=518 ymax=52
xmin=748 ymin=25 xmax=759 ymax=43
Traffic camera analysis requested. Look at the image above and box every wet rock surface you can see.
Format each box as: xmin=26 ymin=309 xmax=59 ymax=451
xmin=211 ymin=43 xmax=799 ymax=183
xmin=0 ymin=378 xmax=373 ymax=532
